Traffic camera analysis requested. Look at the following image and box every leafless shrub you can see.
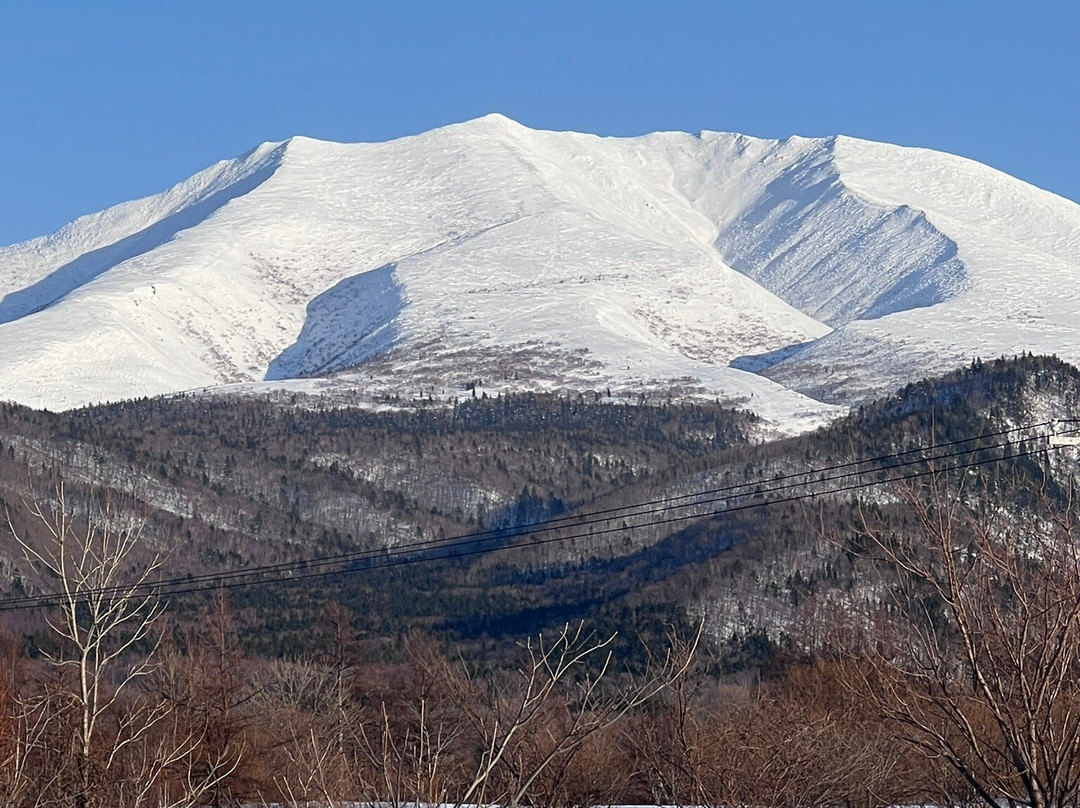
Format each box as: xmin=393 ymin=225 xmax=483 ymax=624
xmin=844 ymin=475 xmax=1080 ymax=808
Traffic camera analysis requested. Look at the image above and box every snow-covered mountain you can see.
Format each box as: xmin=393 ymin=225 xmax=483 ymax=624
xmin=1 ymin=114 xmax=1078 ymax=432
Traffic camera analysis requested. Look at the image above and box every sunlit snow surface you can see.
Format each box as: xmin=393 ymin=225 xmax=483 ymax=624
xmin=1 ymin=115 xmax=1078 ymax=433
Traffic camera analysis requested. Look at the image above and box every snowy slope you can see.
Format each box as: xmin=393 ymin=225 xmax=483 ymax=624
xmin=1 ymin=115 xmax=1078 ymax=429
xmin=745 ymin=137 xmax=1080 ymax=401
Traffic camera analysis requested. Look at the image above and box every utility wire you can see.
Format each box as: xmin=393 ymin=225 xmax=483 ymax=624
xmin=0 ymin=421 xmax=1065 ymax=609
xmin=0 ymin=421 xmax=1069 ymax=612
xmin=94 ymin=441 xmax=1079 ymax=606
xmin=0 ymin=420 xmax=1054 ymax=608
xmin=1 ymin=419 xmax=1060 ymax=607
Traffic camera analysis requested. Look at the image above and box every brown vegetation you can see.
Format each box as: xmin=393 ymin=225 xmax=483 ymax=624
xmin=840 ymin=477 xmax=1080 ymax=808
xmin=0 ymin=483 xmax=933 ymax=808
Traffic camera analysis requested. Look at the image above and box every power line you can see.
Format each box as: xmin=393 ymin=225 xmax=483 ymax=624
xmin=2 ymin=419 xmax=1060 ymax=607
xmin=100 ymin=441 xmax=1077 ymax=606
xmin=0 ymin=421 xmax=1067 ymax=612
xmin=0 ymin=422 xmax=1064 ymax=609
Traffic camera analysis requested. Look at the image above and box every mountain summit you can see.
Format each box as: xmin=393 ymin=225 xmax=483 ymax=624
xmin=1 ymin=116 xmax=1079 ymax=430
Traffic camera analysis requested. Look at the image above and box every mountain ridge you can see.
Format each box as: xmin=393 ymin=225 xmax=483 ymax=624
xmin=0 ymin=115 xmax=1077 ymax=432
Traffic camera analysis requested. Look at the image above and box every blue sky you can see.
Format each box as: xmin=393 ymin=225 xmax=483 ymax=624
xmin=2 ymin=1 xmax=1077 ymax=246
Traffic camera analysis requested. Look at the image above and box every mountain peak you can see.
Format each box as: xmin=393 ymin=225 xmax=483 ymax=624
xmin=467 ymin=111 xmax=520 ymax=126
xmin=0 ymin=120 xmax=1077 ymax=432
xmin=439 ymin=112 xmax=530 ymax=137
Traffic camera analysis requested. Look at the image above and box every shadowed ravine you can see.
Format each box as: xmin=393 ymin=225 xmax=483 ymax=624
xmin=265 ymin=262 xmax=405 ymax=380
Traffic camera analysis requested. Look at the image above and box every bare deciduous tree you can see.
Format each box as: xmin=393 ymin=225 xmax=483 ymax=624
xmin=456 ymin=620 xmax=701 ymax=808
xmin=0 ymin=634 xmax=63 ymax=808
xmin=7 ymin=485 xmax=239 ymax=808
xmin=848 ymin=476 xmax=1080 ymax=808
xmin=261 ymin=621 xmax=698 ymax=808
xmin=8 ymin=486 xmax=166 ymax=807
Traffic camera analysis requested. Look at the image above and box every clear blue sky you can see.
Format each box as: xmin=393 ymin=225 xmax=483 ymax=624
xmin=2 ymin=1 xmax=1077 ymax=246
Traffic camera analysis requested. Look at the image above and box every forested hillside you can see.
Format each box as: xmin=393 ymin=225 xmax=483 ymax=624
xmin=0 ymin=389 xmax=755 ymax=654
xmin=0 ymin=354 xmax=1077 ymax=664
